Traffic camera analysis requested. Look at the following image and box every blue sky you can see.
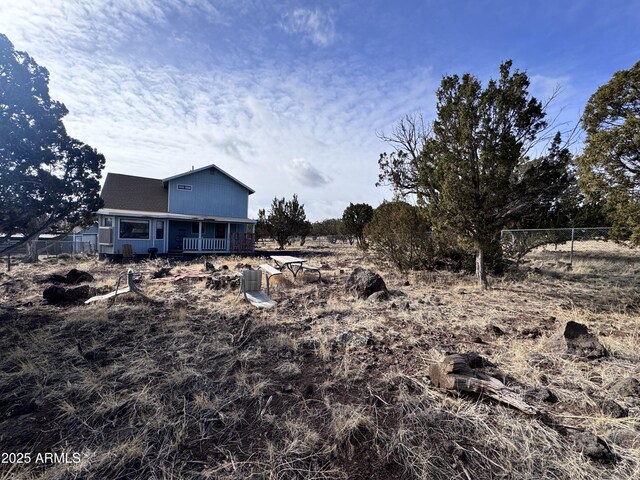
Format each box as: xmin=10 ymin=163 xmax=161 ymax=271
xmin=1 ymin=1 xmax=638 ymax=220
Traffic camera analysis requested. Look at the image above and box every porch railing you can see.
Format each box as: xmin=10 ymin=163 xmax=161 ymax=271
xmin=202 ymin=238 xmax=226 ymax=251
xmin=183 ymin=237 xmax=227 ymax=252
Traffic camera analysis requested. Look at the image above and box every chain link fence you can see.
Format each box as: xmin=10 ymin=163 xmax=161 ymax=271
xmin=1 ymin=240 xmax=96 ymax=271
xmin=500 ymin=227 xmax=615 ymax=265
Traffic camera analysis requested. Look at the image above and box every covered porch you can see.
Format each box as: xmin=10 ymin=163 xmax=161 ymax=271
xmin=168 ymin=219 xmax=254 ymax=254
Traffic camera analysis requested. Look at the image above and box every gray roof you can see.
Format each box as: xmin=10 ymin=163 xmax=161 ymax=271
xmin=101 ymin=173 xmax=168 ymax=212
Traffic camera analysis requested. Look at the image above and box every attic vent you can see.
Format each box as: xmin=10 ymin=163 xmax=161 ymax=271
xmin=177 ymin=184 xmax=192 ymax=191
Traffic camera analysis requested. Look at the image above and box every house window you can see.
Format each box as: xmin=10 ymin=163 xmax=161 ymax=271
xmin=156 ymin=220 xmax=165 ymax=240
xmin=177 ymin=184 xmax=192 ymax=191
xmin=103 ymin=217 xmax=113 ymax=227
xmin=215 ymin=223 xmax=226 ymax=239
xmin=119 ymin=220 xmax=150 ymax=239
xmin=191 ymin=222 xmax=200 ymax=234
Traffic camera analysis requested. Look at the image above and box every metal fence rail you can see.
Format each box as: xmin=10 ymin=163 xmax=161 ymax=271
xmin=0 ymin=240 xmax=95 ymax=256
xmin=501 ymin=227 xmax=612 ymax=265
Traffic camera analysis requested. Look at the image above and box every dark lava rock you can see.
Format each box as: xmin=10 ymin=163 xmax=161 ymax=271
xmin=43 ymin=285 xmax=95 ymax=303
xmin=367 ymin=290 xmax=388 ymax=302
xmin=44 ymin=274 xmax=69 ymax=284
xmin=63 ymin=285 xmax=95 ymax=301
xmin=571 ymin=432 xmax=617 ymax=464
xmin=43 ymin=285 xmax=67 ymax=302
xmin=524 ymin=387 xmax=558 ymax=403
xmin=599 ymin=399 xmax=628 ymax=418
xmin=610 ymin=377 xmax=640 ymax=398
xmin=152 ymin=267 xmax=172 ymax=278
xmin=43 ymin=269 xmax=94 ymax=284
xmin=520 ymin=327 xmax=542 ymax=339
xmin=346 ymin=267 xmax=387 ymax=299
xmin=65 ymin=269 xmax=94 ymax=284
xmin=206 ymin=275 xmax=240 ymax=290
xmin=489 ymin=325 xmax=505 ymax=336
xmin=563 ymin=321 xmax=608 ymax=359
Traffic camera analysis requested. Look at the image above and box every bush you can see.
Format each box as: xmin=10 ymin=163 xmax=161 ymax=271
xmin=342 ymin=203 xmax=374 ymax=248
xmin=364 ymin=202 xmax=432 ymax=271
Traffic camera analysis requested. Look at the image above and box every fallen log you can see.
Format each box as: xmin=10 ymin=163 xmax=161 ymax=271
xmin=428 ymin=353 xmax=618 ymax=463
xmin=429 ymin=353 xmax=539 ymax=415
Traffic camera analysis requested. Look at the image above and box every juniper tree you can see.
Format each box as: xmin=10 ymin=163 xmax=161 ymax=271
xmin=0 ymin=34 xmax=105 ymax=261
xmin=378 ymin=61 xmax=571 ymax=288
xmin=342 ymin=203 xmax=374 ymax=247
xmin=266 ymin=194 xmax=308 ymax=249
xmin=577 ymin=60 xmax=640 ymax=244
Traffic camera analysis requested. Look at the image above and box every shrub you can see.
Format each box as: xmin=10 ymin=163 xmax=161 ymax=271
xmin=342 ymin=203 xmax=374 ymax=248
xmin=364 ymin=202 xmax=432 ymax=271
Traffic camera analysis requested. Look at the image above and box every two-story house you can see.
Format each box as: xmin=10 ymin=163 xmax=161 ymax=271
xmin=96 ymin=164 xmax=256 ymax=257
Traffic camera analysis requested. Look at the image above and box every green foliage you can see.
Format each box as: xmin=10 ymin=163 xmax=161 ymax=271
xmin=255 ymin=208 xmax=270 ymax=242
xmin=342 ymin=203 xmax=374 ymax=247
xmin=0 ymin=34 xmax=105 ymax=254
xmin=266 ymin=194 xmax=308 ymax=249
xmin=310 ymin=218 xmax=347 ymax=243
xmin=378 ymin=61 xmax=571 ymax=286
xmin=298 ymin=220 xmax=312 ymax=246
xmin=364 ymin=202 xmax=432 ymax=272
xmin=577 ymin=60 xmax=640 ymax=244
xmin=311 ymin=218 xmax=343 ymax=237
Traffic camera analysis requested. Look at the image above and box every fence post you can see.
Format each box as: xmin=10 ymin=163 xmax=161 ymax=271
xmin=6 ymin=254 xmax=10 ymax=272
xmin=569 ymin=227 xmax=575 ymax=266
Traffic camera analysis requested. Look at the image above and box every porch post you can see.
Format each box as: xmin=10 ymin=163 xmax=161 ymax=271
xmin=226 ymin=223 xmax=231 ymax=253
xmin=198 ymin=221 xmax=203 ymax=254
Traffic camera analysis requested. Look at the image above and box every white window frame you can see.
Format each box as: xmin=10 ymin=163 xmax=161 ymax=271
xmin=155 ymin=220 xmax=165 ymax=240
xmin=118 ymin=219 xmax=151 ymax=240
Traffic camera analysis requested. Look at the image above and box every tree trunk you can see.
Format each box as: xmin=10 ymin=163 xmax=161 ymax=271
xmin=24 ymin=239 xmax=39 ymax=263
xmin=476 ymin=246 xmax=488 ymax=289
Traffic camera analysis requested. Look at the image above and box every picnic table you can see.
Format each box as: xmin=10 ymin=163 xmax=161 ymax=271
xmin=270 ymin=255 xmax=321 ymax=280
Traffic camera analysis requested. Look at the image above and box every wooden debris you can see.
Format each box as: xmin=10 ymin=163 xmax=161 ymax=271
xmin=85 ymin=269 xmax=160 ymax=305
xmin=429 ymin=354 xmax=539 ymax=415
xmin=148 ymin=272 xmax=210 ymax=283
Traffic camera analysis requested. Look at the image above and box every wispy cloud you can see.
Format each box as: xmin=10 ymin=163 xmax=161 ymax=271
xmin=284 ymin=158 xmax=331 ymax=188
xmin=282 ymin=8 xmax=337 ymax=46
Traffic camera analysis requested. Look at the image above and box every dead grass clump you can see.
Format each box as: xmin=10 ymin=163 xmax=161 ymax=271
xmin=325 ymin=399 xmax=377 ymax=457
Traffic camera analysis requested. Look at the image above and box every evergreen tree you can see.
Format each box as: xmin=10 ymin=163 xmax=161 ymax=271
xmin=255 ymin=208 xmax=270 ymax=242
xmin=379 ymin=61 xmax=571 ymax=288
xmin=577 ymin=60 xmax=640 ymax=244
xmin=266 ymin=194 xmax=308 ymax=249
xmin=342 ymin=203 xmax=374 ymax=247
xmin=0 ymin=34 xmax=105 ymax=261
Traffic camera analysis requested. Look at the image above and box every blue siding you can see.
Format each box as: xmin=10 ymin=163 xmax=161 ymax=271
xmin=168 ymin=168 xmax=250 ymax=217
xmin=113 ymin=217 xmax=165 ymax=255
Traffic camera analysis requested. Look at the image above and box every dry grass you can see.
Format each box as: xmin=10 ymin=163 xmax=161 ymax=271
xmin=0 ymin=240 xmax=638 ymax=479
